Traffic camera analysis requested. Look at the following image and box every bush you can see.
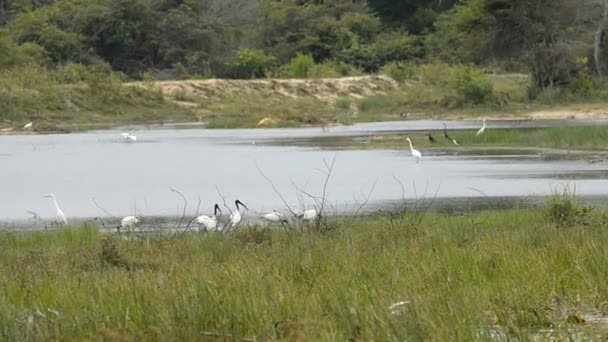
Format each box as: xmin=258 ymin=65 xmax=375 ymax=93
xmin=455 ymin=68 xmax=494 ymax=104
xmin=417 ymin=62 xmax=460 ymax=86
xmin=288 ymin=53 xmax=315 ymax=78
xmin=226 ymin=48 xmax=278 ymax=79
xmin=545 ymin=189 xmax=592 ymax=227
xmin=309 ymin=61 xmax=364 ymax=78
xmin=381 ymin=61 xmax=416 ymax=82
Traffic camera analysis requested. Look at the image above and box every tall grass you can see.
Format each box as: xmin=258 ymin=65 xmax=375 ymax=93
xmin=2 ymin=207 xmax=608 ymax=340
xmin=0 ymin=63 xmax=195 ymax=130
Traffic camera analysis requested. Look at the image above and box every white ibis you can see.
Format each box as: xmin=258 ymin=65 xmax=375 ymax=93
xmin=120 ymin=216 xmax=140 ymax=232
xmin=262 ymin=210 xmax=288 ymax=225
xmin=194 ymin=204 xmax=221 ymax=232
xmin=227 ymin=200 xmax=248 ymax=230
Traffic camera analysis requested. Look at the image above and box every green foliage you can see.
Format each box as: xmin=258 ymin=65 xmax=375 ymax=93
xmin=2 ymin=207 xmax=608 ymax=339
xmin=288 ymin=53 xmax=314 ymax=78
xmin=227 ymin=48 xmax=278 ymax=79
xmin=455 ymin=68 xmax=494 ymax=104
xmin=545 ymin=189 xmax=593 ymax=227
xmin=381 ymin=61 xmax=416 ymax=82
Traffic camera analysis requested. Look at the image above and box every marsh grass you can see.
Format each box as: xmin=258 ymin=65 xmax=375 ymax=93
xmin=320 ymin=126 xmax=608 ymax=152
xmin=2 ymin=207 xmax=608 ymax=340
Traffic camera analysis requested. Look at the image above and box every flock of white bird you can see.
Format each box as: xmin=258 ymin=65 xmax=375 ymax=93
xmin=39 ymin=120 xmax=486 ymax=230
xmin=405 ymin=119 xmax=487 ymax=163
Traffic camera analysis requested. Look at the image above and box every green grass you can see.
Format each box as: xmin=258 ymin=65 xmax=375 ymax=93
xmin=3 ymin=62 xmax=608 ymax=131
xmin=309 ymin=126 xmax=608 ymax=152
xmin=2 ymin=205 xmax=608 ymax=340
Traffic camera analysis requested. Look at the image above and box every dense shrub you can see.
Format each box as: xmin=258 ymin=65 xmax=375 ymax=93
xmin=226 ymin=49 xmax=278 ymax=79
xmin=381 ymin=61 xmax=415 ymax=82
xmin=288 ymin=53 xmax=315 ymax=78
xmin=455 ymin=68 xmax=494 ymax=104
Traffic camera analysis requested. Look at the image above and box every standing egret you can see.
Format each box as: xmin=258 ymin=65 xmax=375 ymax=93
xmin=227 ymin=200 xmax=248 ymax=230
xmin=195 ymin=204 xmax=221 ymax=232
xmin=476 ymin=119 xmax=486 ymax=136
xmin=120 ymin=216 xmax=140 ymax=232
xmin=299 ymin=208 xmax=319 ymax=221
xmin=262 ymin=210 xmax=288 ymax=225
xmin=120 ymin=132 xmax=137 ymax=142
xmin=43 ymin=194 xmax=67 ymax=225
xmin=23 ymin=121 xmax=33 ymax=129
xmin=405 ymin=137 xmax=422 ymax=163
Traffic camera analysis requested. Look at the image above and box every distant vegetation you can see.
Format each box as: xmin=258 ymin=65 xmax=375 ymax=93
xmin=1 ymin=0 xmax=608 ymax=127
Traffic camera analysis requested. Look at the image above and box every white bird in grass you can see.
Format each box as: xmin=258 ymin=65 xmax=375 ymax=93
xmin=120 ymin=216 xmax=140 ymax=232
xmin=121 ymin=132 xmax=137 ymax=142
xmin=227 ymin=200 xmax=248 ymax=230
xmin=299 ymin=208 xmax=319 ymax=222
xmin=43 ymin=194 xmax=67 ymax=225
xmin=262 ymin=210 xmax=288 ymax=225
xmin=195 ymin=204 xmax=221 ymax=232
xmin=405 ymin=137 xmax=422 ymax=163
xmin=476 ymin=119 xmax=486 ymax=136
xmin=23 ymin=121 xmax=33 ymax=129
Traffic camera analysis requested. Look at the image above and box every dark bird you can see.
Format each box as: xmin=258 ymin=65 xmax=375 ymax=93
xmin=442 ymin=122 xmax=450 ymax=139
xmin=442 ymin=122 xmax=459 ymax=145
xmin=427 ymin=134 xmax=436 ymax=143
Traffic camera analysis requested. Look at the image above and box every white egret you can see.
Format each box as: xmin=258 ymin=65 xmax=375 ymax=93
xmin=120 ymin=132 xmax=137 ymax=142
xmin=262 ymin=210 xmax=288 ymax=225
xmin=476 ymin=119 xmax=486 ymax=136
xmin=227 ymin=200 xmax=248 ymax=230
xmin=195 ymin=204 xmax=221 ymax=232
xmin=43 ymin=194 xmax=67 ymax=225
xmin=23 ymin=121 xmax=33 ymax=129
xmin=405 ymin=137 xmax=422 ymax=163
xmin=299 ymin=208 xmax=319 ymax=221
xmin=120 ymin=216 xmax=140 ymax=232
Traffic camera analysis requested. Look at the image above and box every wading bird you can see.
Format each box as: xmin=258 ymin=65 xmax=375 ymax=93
xmin=120 ymin=216 xmax=140 ymax=232
xmin=427 ymin=134 xmax=436 ymax=143
xmin=406 ymin=137 xmax=422 ymax=163
xmin=44 ymin=194 xmax=67 ymax=225
xmin=299 ymin=208 xmax=319 ymax=221
xmin=476 ymin=119 xmax=486 ymax=136
xmin=262 ymin=210 xmax=288 ymax=225
xmin=23 ymin=121 xmax=33 ymax=129
xmin=227 ymin=200 xmax=248 ymax=230
xmin=442 ymin=122 xmax=459 ymax=145
xmin=195 ymin=204 xmax=221 ymax=232
xmin=121 ymin=132 xmax=137 ymax=142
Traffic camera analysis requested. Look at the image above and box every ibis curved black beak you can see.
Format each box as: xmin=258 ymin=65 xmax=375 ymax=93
xmin=235 ymin=200 xmax=248 ymax=211
xmin=214 ymin=203 xmax=221 ymax=215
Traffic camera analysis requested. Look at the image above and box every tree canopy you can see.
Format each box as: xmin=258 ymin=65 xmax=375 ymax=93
xmin=0 ymin=0 xmax=605 ymax=89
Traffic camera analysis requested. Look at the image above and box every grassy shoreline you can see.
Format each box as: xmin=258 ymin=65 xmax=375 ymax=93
xmin=2 ymin=198 xmax=608 ymax=340
xmin=3 ymin=65 xmax=608 ymax=132
xmin=284 ymin=125 xmax=608 ymax=153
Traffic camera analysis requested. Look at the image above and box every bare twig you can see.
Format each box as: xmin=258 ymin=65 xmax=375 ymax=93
xmin=92 ymin=198 xmax=118 ymax=220
xmin=319 ymin=156 xmax=336 ymax=217
xmin=215 ymin=186 xmax=233 ymax=232
xmin=170 ymin=188 xmax=188 ymax=230
xmin=256 ymin=162 xmax=298 ymax=218
xmin=348 ymin=179 xmax=378 ymax=224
